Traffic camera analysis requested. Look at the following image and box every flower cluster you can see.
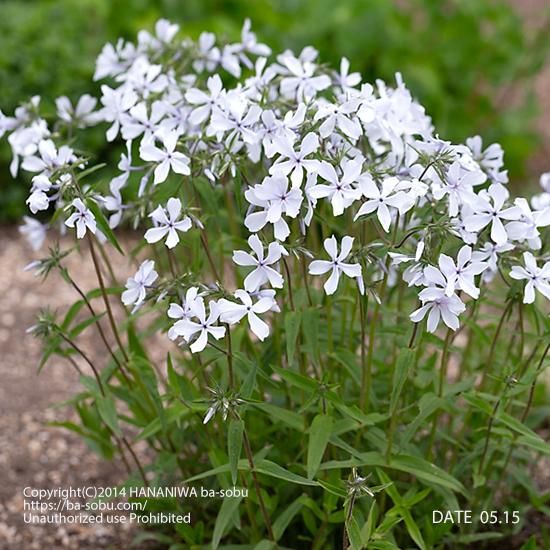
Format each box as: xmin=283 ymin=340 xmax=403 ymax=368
xmin=2 ymin=17 xmax=549 ymax=354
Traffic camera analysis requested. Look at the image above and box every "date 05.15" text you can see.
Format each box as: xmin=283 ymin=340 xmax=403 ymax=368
xmin=432 ymin=510 xmax=520 ymax=524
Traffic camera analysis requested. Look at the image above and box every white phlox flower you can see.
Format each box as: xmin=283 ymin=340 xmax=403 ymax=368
xmin=101 ymin=177 xmax=127 ymax=229
xmin=309 ymin=235 xmax=362 ymax=295
xmin=313 ymin=98 xmax=362 ymax=141
xmin=276 ymin=51 xmax=331 ymax=101
xmin=144 ymin=197 xmax=192 ymax=248
xmin=510 ymin=252 xmax=550 ymax=304
xmin=410 ymin=285 xmax=466 ymax=333
xmin=121 ymin=100 xmax=167 ymax=141
xmin=121 ymin=260 xmax=158 ymax=311
xmin=354 ymin=176 xmax=414 ymax=232
xmin=172 ymin=298 xmax=226 ymax=353
xmin=218 ymin=289 xmax=276 ymax=341
xmin=56 ymin=94 xmax=99 ymax=128
xmin=244 ymin=175 xmax=303 ymax=241
xmin=334 ymin=57 xmax=361 ymax=91
xmin=99 ymin=85 xmax=138 ymax=142
xmin=308 ymin=158 xmax=363 ymax=216
xmin=65 ymin=198 xmax=96 ymax=239
xmin=437 ymin=245 xmax=487 ymax=299
xmin=21 ymin=139 xmax=75 ymax=175
xmin=167 ymin=287 xmax=203 ymax=340
xmin=505 ymin=198 xmax=550 ymax=250
xmin=269 ymin=132 xmax=320 ymax=188
xmin=232 ymin=234 xmax=285 ymax=292
xmin=185 ymin=74 xmax=225 ymax=126
xmin=463 ymin=183 xmax=521 ymax=245
xmin=27 ymin=174 xmax=54 ymax=214
xmin=140 ymin=130 xmax=190 ymax=185
xmin=433 ymin=160 xmax=486 ymax=217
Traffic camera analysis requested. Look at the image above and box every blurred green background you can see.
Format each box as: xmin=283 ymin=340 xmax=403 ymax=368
xmin=0 ymin=0 xmax=548 ymax=221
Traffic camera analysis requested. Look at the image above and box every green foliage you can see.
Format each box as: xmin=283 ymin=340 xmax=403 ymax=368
xmin=0 ymin=0 xmax=547 ymax=220
xmin=13 ymin=5 xmax=550 ymax=549
xmin=31 ymin=180 xmax=550 ymax=547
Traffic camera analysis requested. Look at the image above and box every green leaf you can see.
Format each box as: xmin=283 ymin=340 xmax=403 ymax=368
xmin=399 ymin=507 xmax=427 ymax=550
xmin=498 ymin=411 xmax=550 ymax=453
xmin=465 ymin=393 xmax=550 ymax=454
xmin=454 ymin=532 xmax=504 ymax=544
xmin=96 ymin=394 xmax=121 ymax=437
xmin=127 ymin=322 xmax=149 ymax=359
xmin=77 ymin=162 xmax=107 ymax=180
xmin=519 ymin=536 xmax=540 ymax=550
xmin=284 ymin=311 xmax=301 ymax=366
xmin=361 ymin=502 xmax=378 ymax=545
xmin=272 ymin=496 xmax=304 ymax=541
xmin=135 ymin=404 xmax=189 ymax=441
xmin=136 ymin=417 xmax=162 ymax=441
xmin=369 ymin=539 xmax=400 ymax=550
xmin=69 ymin=313 xmax=105 ymax=338
xmin=345 ymin=511 xmax=362 ymax=550
xmin=307 ymin=414 xmax=333 ymax=479
xmin=212 ymin=496 xmax=242 ymax=549
xmin=237 ymin=353 xmax=257 ymax=399
xmin=166 ymin=352 xmax=179 ymax=393
xmin=60 ymin=300 xmax=85 ymax=330
xmin=87 ymin=199 xmax=124 ymax=254
xmin=377 ymin=469 xmax=426 ymax=550
xmin=331 ymin=349 xmax=361 ymax=386
xmin=79 ymin=374 xmax=103 ymax=396
xmin=516 ymin=434 xmax=550 ymax=455
xmin=272 ymin=365 xmax=318 ymax=393
xmin=389 ymin=455 xmax=465 ymax=495
xmin=331 ymin=400 xmax=386 ymax=427
xmin=256 ymin=459 xmax=318 ymax=487
xmin=302 ymin=308 xmax=321 ymax=364
xmin=185 ymin=458 xmax=317 ymax=487
xmin=320 ymin=452 xmax=465 ymax=494
xmin=254 ymin=402 xmax=304 ymax=431
xmin=228 ymin=419 xmax=244 ymax=485
xmin=318 ymin=479 xmax=347 ymax=498
xmin=193 ymin=177 xmax=220 ymax=221
xmin=402 ymin=393 xmax=443 ymax=445
xmin=390 ymin=348 xmax=414 ymax=415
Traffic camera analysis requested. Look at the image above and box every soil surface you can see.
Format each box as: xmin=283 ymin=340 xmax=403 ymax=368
xmin=0 ymin=227 xmax=155 ymax=549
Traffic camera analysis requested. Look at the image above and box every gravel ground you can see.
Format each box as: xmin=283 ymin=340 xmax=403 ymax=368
xmin=0 ymin=227 xmax=153 ymax=549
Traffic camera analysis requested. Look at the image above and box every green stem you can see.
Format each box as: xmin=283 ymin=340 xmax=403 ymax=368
xmin=120 ymin=434 xmax=149 ymax=487
xmin=97 ymin=238 xmax=117 ymax=285
xmin=343 ymin=493 xmax=357 ymax=550
xmin=282 ymin=256 xmax=295 ymax=311
xmin=485 ymin=341 xmax=550 ymax=498
xmin=242 ymin=427 xmax=274 ymax=541
xmin=364 ymin=299 xmax=380 ymax=413
xmin=426 ymin=327 xmax=453 ymax=460
xmin=301 ymin=254 xmax=313 ymax=307
xmin=327 ymin=295 xmax=333 ymax=355
xmin=57 ymin=330 xmax=105 ymax=396
xmin=480 ymin=301 xmax=512 ymax=389
xmin=88 ymin=234 xmax=129 ymax=363
xmin=359 ymin=295 xmax=368 ymax=411
xmin=477 ymin=396 xmax=502 ymax=478
xmin=386 ymin=323 xmax=419 ymax=462
xmin=226 ymin=324 xmax=234 ymax=390
xmin=62 ymin=267 xmax=123 ymax=371
xmin=200 ymin=231 xmax=221 ymax=282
